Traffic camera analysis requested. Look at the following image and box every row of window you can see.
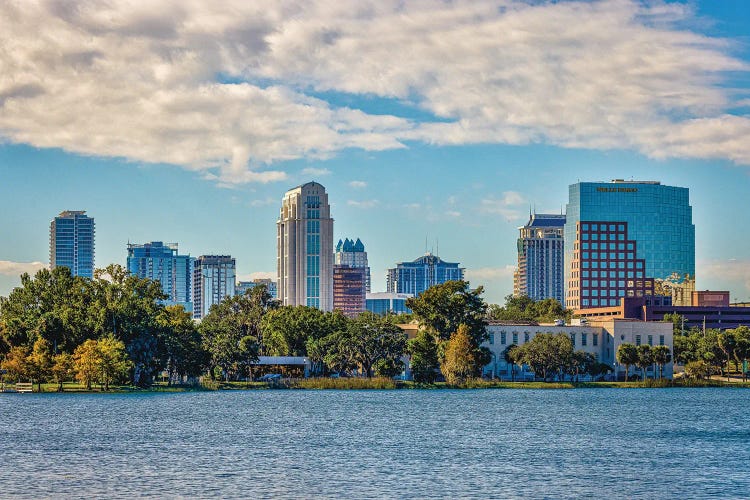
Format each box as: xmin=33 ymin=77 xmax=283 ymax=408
xmin=580 ymin=223 xmax=626 ymax=232
xmin=488 ymin=331 xmax=600 ymax=347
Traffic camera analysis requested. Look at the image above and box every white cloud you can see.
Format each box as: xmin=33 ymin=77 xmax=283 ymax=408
xmin=465 ymin=266 xmax=517 ymax=282
xmin=0 ymin=0 xmax=748 ymax=185
xmin=445 ymin=210 xmax=461 ymax=218
xmin=0 ymin=260 xmax=47 ymax=277
xmin=347 ymin=199 xmax=380 ymax=209
xmin=697 ymin=259 xmax=750 ymax=298
xmin=479 ymin=191 xmax=527 ymax=221
xmin=349 ymin=180 xmax=367 ymax=188
xmin=301 ymin=167 xmax=332 ymax=177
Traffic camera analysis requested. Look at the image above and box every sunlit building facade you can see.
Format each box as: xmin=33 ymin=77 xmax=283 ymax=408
xmin=277 ymin=182 xmax=334 ymax=311
xmin=193 ymin=255 xmax=236 ymax=319
xmin=333 ymin=265 xmax=367 ymax=317
xmin=335 ymin=238 xmax=371 ymax=292
xmin=49 ymin=210 xmax=95 ymax=279
xmin=514 ymin=213 xmax=565 ymax=304
xmin=126 ymin=241 xmax=193 ymax=312
xmin=564 ymin=180 xmax=695 ymax=310
xmin=386 ymin=253 xmax=464 ymax=296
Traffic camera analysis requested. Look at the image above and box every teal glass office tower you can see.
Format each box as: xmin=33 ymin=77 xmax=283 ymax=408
xmin=126 ymin=241 xmax=193 ymax=312
xmin=50 ymin=210 xmax=95 ymax=279
xmin=564 ymin=180 xmax=695 ymax=309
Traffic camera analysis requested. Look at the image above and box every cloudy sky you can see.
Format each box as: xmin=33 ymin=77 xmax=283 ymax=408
xmin=1 ymin=0 xmax=749 ymax=303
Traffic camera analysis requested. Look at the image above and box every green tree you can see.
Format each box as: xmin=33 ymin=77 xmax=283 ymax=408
xmin=516 ymin=333 xmax=573 ymax=382
xmin=406 ymin=281 xmax=488 ymax=345
xmin=336 ymin=312 xmax=406 ymax=378
xmin=732 ymin=326 xmax=750 ymax=381
xmin=238 ymin=335 xmax=260 ymax=381
xmin=97 ymin=334 xmax=132 ymax=391
xmin=685 ymin=359 xmax=710 ymax=379
xmin=158 ymin=305 xmax=206 ymax=384
xmin=51 ymin=353 xmax=74 ymax=391
xmin=717 ymin=332 xmax=737 ymax=380
xmin=636 ymin=344 xmax=653 ymax=381
xmin=616 ymin=343 xmax=638 ymax=382
xmin=502 ymin=344 xmax=520 ymax=382
xmin=651 ymin=345 xmax=672 ymax=380
xmin=488 ymin=295 xmax=570 ymax=323
xmin=261 ymin=306 xmax=342 ymax=356
xmin=663 ymin=312 xmax=685 ymax=336
xmin=407 ymin=331 xmax=439 ymax=383
xmin=568 ymin=350 xmax=596 ymax=382
xmin=441 ymin=324 xmax=478 ymax=385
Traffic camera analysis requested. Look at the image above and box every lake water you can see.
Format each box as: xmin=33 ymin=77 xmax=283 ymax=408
xmin=1 ymin=388 xmax=749 ymax=499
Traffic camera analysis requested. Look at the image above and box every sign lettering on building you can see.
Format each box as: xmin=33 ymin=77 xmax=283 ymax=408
xmin=596 ymin=187 xmax=638 ymax=193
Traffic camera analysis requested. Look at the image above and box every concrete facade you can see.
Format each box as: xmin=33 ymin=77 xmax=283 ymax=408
xmin=483 ymin=319 xmax=673 ymax=380
xmin=277 ymin=182 xmax=334 ymax=311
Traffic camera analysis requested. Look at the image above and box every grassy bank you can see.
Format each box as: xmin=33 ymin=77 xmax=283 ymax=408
xmin=4 ymin=378 xmax=750 ymax=393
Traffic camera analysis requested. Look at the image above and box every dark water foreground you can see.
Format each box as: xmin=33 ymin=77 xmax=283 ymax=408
xmin=1 ymin=389 xmax=748 ymax=499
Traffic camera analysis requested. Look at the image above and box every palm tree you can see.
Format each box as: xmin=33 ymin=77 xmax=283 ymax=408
xmin=503 ymin=344 xmax=518 ymax=382
xmin=717 ymin=332 xmax=737 ymax=381
xmin=616 ymin=343 xmax=638 ymax=382
xmin=651 ymin=345 xmax=671 ymax=379
xmin=636 ymin=344 xmax=653 ymax=381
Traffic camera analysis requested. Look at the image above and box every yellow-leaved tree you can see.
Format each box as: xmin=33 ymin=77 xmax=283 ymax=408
xmin=441 ymin=324 xmax=477 ymax=386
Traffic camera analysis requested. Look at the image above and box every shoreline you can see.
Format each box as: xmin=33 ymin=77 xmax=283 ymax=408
xmin=3 ymin=378 xmax=750 ymax=394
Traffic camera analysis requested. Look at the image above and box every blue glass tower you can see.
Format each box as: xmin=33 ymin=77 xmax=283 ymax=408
xmin=564 ymin=180 xmax=695 ymax=309
xmin=386 ymin=253 xmax=464 ymax=296
xmin=50 ymin=210 xmax=95 ymax=279
xmin=126 ymin=241 xmax=193 ymax=312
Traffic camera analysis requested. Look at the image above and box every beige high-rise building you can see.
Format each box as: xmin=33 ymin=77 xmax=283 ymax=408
xmin=277 ymin=182 xmax=334 ymax=311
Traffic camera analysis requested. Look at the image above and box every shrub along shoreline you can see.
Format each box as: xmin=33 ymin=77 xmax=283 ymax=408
xmin=4 ymin=377 xmax=750 ymax=393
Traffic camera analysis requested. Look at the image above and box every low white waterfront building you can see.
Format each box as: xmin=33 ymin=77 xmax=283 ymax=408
xmin=483 ymin=318 xmax=673 ymax=380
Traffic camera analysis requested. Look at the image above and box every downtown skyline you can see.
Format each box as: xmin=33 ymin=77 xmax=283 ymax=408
xmin=1 ymin=0 xmax=750 ymax=303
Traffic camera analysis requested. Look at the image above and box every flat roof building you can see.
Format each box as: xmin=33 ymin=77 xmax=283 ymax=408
xmin=565 ymin=180 xmax=695 ymax=311
xmin=387 ymin=253 xmax=464 ymax=296
xmin=50 ymin=210 xmax=95 ymax=279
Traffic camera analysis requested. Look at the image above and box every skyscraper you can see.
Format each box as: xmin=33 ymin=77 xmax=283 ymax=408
xmin=277 ymin=182 xmax=334 ymax=311
xmin=192 ymin=255 xmax=236 ymax=319
xmin=386 ymin=253 xmax=464 ymax=296
xmin=236 ymin=278 xmax=278 ymax=299
xmin=335 ymin=238 xmax=371 ymax=292
xmin=513 ymin=213 xmax=565 ymax=304
xmin=564 ymin=180 xmax=695 ymax=310
xmin=333 ymin=265 xmax=367 ymax=317
xmin=49 ymin=210 xmax=95 ymax=279
xmin=126 ymin=242 xmax=193 ymax=312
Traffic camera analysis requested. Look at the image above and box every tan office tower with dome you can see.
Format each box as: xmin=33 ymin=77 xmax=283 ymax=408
xmin=276 ymin=181 xmax=334 ymax=311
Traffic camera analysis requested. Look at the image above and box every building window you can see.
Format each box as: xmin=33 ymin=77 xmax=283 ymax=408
xmin=489 ymin=333 xmax=495 ymax=345
xmin=636 ymin=335 xmax=641 ymax=346
xmin=501 ymin=332 xmax=507 ymax=345
xmin=570 ymin=333 xmax=576 ymax=346
xmin=513 ymin=332 xmax=518 ymax=344
xmin=524 ymin=332 xmax=530 ymax=343
xmin=659 ymin=335 xmax=665 ymax=346
xmin=582 ymin=333 xmax=587 ymax=346
xmin=593 ymin=334 xmax=598 ymax=346
xmin=647 ymin=335 xmax=653 ymax=346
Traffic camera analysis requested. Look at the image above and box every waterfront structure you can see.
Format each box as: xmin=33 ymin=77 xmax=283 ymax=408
xmin=482 ymin=319 xmax=673 ymax=380
xmin=126 ymin=241 xmax=193 ymax=311
xmin=335 ymin=238 xmax=371 ymax=292
xmin=236 ymin=278 xmax=278 ymax=298
xmin=575 ymin=295 xmax=750 ymax=331
xmin=49 ymin=210 xmax=95 ymax=278
xmin=277 ymin=182 xmax=334 ymax=311
xmin=513 ymin=213 xmax=565 ymax=304
xmin=192 ymin=255 xmax=236 ymax=319
xmin=333 ymin=265 xmax=367 ymax=317
xmin=564 ymin=180 xmax=695 ymax=310
xmin=386 ymin=253 xmax=464 ymax=296
xmin=366 ymin=292 xmax=413 ymax=315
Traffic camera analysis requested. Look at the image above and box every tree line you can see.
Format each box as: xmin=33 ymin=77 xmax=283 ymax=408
xmin=0 ymin=266 xmax=497 ymax=388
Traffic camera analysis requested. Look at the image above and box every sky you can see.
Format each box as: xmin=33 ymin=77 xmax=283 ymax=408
xmin=1 ymin=0 xmax=749 ymax=304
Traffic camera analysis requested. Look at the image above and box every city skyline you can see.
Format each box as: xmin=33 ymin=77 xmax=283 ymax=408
xmin=1 ymin=1 xmax=750 ymax=304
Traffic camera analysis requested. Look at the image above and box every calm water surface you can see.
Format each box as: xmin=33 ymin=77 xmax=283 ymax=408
xmin=1 ymin=389 xmax=749 ymax=499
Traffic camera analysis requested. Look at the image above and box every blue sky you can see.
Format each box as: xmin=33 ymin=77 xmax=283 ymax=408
xmin=1 ymin=0 xmax=749 ymax=304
